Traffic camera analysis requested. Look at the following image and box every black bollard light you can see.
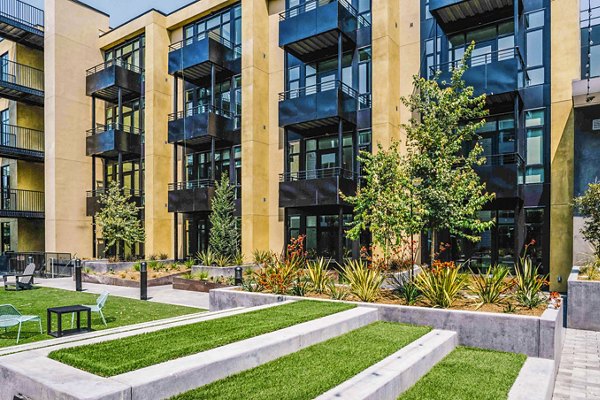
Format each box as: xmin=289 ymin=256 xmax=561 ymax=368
xmin=234 ymin=267 xmax=243 ymax=286
xmin=75 ymin=259 xmax=82 ymax=292
xmin=140 ymin=261 xmax=148 ymax=300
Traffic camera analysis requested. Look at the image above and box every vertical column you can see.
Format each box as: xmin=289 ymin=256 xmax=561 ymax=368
xmin=550 ymin=0 xmax=579 ymax=291
xmin=173 ymin=76 xmax=178 ymax=260
xmin=143 ymin=18 xmax=172 ymax=257
xmin=91 ymin=94 xmax=96 ymax=258
xmin=241 ymin=0 xmax=271 ymax=256
xmin=117 ymin=87 xmax=124 ymax=187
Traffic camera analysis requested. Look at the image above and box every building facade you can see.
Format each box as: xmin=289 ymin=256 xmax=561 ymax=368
xmin=0 ymin=0 xmax=586 ymax=290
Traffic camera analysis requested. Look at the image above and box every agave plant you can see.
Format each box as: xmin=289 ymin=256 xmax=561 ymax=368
xmin=514 ymin=255 xmax=547 ymax=309
xmin=233 ymin=251 xmax=245 ymax=266
xmin=252 ymin=249 xmax=275 ymax=265
xmin=327 ymin=281 xmax=349 ymax=300
xmin=469 ymin=264 xmax=513 ymax=308
xmin=215 ymin=253 xmax=231 ymax=268
xmin=341 ymin=259 xmax=384 ymax=302
xmin=390 ymin=274 xmax=421 ymax=305
xmin=196 ymin=249 xmax=216 ymax=266
xmin=414 ymin=262 xmax=467 ymax=308
xmin=307 ymin=257 xmax=331 ymax=294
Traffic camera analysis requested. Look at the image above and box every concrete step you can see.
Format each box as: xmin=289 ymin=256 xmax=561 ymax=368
xmin=508 ymin=358 xmax=556 ymax=400
xmin=315 ymin=329 xmax=458 ymax=400
xmin=0 ymin=304 xmax=378 ymax=400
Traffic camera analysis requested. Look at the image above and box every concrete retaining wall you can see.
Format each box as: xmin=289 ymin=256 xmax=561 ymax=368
xmin=82 ymin=260 xmax=173 ymax=274
xmin=567 ymin=266 xmax=600 ymax=331
xmin=209 ymin=288 xmax=565 ymax=359
xmin=191 ymin=264 xmax=260 ymax=278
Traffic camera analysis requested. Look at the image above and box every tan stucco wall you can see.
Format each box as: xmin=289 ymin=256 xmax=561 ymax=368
xmin=18 ymin=218 xmax=44 ymax=252
xmin=241 ymin=0 xmax=272 ymax=256
xmin=16 ymin=161 xmax=44 ymax=192
xmin=144 ymin=15 xmax=174 ymax=257
xmin=44 ymin=0 xmax=109 ymax=258
xmin=550 ymin=0 xmax=579 ymax=291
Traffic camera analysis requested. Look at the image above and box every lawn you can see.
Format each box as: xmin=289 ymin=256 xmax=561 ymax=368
xmin=170 ymin=322 xmax=431 ymax=400
xmin=398 ymin=347 xmax=526 ymax=400
xmin=49 ymin=300 xmax=355 ymax=377
xmin=0 ymin=287 xmax=200 ymax=348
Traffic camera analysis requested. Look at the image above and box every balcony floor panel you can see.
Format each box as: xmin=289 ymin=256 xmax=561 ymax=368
xmin=0 ymin=210 xmax=44 ymax=219
xmin=0 ymin=146 xmax=43 ymax=162
xmin=0 ymin=85 xmax=43 ymax=106
xmin=432 ymin=0 xmax=513 ymax=25
xmin=0 ymin=18 xmax=44 ymax=50
xmin=285 ymin=30 xmax=355 ymax=61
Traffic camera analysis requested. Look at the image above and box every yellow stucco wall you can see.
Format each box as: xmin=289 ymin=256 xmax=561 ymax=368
xmin=550 ymin=0 xmax=579 ymax=291
xmin=18 ymin=219 xmax=44 ymax=252
xmin=44 ymin=0 xmax=109 ymax=258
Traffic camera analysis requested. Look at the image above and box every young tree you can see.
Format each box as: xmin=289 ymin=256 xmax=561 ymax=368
xmin=574 ymin=182 xmax=600 ymax=257
xmin=95 ymin=181 xmax=145 ymax=259
xmin=342 ymin=142 xmax=422 ymax=264
xmin=402 ymin=43 xmax=495 ymax=262
xmin=209 ymin=174 xmax=240 ymax=258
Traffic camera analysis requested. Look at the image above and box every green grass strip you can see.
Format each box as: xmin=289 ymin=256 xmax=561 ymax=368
xmin=170 ymin=322 xmax=431 ymax=400
xmin=398 ymin=347 xmax=526 ymax=400
xmin=49 ymin=301 xmax=354 ymax=377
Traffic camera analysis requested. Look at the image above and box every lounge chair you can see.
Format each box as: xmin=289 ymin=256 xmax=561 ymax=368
xmin=71 ymin=291 xmax=109 ymax=328
xmin=0 ymin=304 xmax=42 ymax=344
xmin=3 ymin=264 xmax=36 ymax=291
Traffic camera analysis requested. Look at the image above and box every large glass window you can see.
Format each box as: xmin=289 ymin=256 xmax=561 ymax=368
xmin=525 ymin=208 xmax=545 ymax=269
xmin=358 ymin=47 xmax=371 ymax=109
xmin=104 ymin=36 xmax=144 ymax=69
xmin=525 ymin=109 xmax=545 ymax=184
xmin=581 ymin=1 xmax=600 ymax=78
xmin=474 ymin=114 xmax=516 ymax=164
xmin=525 ymin=10 xmax=545 ymax=86
xmin=448 ymin=20 xmax=514 ymax=69
xmin=286 ymin=133 xmax=356 ymax=177
xmin=183 ymin=4 xmax=241 ymax=53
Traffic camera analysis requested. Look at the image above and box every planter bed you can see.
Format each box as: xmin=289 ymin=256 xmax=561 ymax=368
xmin=170 ymin=322 xmax=431 ymax=400
xmin=81 ymin=270 xmax=189 ymax=287
xmin=567 ymin=266 xmax=600 ymax=331
xmin=48 ymin=300 xmax=354 ymax=377
xmin=399 ymin=347 xmax=526 ymax=400
xmin=209 ymin=288 xmax=565 ymax=360
xmin=81 ymin=259 xmax=172 ymax=274
xmin=191 ymin=264 xmax=260 ymax=278
xmin=173 ymin=276 xmax=231 ymax=292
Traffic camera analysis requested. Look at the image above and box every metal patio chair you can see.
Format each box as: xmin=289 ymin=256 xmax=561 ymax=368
xmin=71 ymin=291 xmax=109 ymax=328
xmin=3 ymin=263 xmax=36 ymax=291
xmin=0 ymin=304 xmax=42 ymax=344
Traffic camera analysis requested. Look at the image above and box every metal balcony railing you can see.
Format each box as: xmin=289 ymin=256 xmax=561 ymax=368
xmin=86 ymin=58 xmax=144 ymax=76
xmin=0 ymin=188 xmax=43 ymax=212
xmin=0 ymin=59 xmax=43 ymax=91
xmin=432 ymin=47 xmax=528 ymax=86
xmin=169 ymin=30 xmax=242 ymax=59
xmin=168 ymin=104 xmax=237 ymax=122
xmin=280 ymin=167 xmax=356 ymax=182
xmin=279 ymin=0 xmax=370 ymax=27
xmin=482 ymin=152 xmax=525 ymax=167
xmin=0 ymin=0 xmax=44 ymax=31
xmin=86 ymin=123 xmax=143 ymax=136
xmin=0 ymin=124 xmax=43 ymax=152
xmin=86 ymin=188 xmax=143 ymax=198
xmin=279 ymin=80 xmax=358 ymax=101
xmin=169 ymin=179 xmax=242 ymax=199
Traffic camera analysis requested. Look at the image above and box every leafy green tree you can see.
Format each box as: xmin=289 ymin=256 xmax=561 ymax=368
xmin=401 ymin=43 xmax=495 ymax=262
xmin=574 ymin=182 xmax=600 ymax=257
xmin=209 ymin=174 xmax=240 ymax=258
xmin=95 ymin=181 xmax=145 ymax=259
xmin=342 ymin=142 xmax=421 ymax=264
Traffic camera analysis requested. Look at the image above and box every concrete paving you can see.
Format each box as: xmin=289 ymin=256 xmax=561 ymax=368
xmin=35 ymin=277 xmax=210 ymax=309
xmin=553 ymin=329 xmax=600 ymax=399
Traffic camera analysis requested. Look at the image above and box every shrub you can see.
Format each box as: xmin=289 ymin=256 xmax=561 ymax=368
xmin=252 ymin=249 xmax=275 ymax=265
xmin=233 ymin=251 xmax=245 ymax=266
xmin=132 ymin=262 xmax=141 ymax=272
xmin=514 ymin=255 xmax=547 ymax=309
xmin=327 ymin=281 xmax=349 ymax=300
xmin=196 ymin=249 xmax=215 ymax=266
xmin=580 ymin=255 xmax=600 ymax=280
xmin=574 ymin=182 xmax=600 ymax=257
xmin=253 ymin=256 xmax=302 ymax=295
xmin=390 ymin=274 xmax=421 ymax=305
xmin=469 ymin=264 xmax=513 ymax=308
xmin=183 ymin=258 xmax=195 ymax=269
xmin=191 ymin=271 xmax=209 ymax=281
xmin=341 ymin=259 xmax=384 ymax=302
xmin=307 ymin=258 xmax=331 ymax=294
xmin=147 ymin=260 xmax=160 ymax=271
xmin=414 ymin=261 xmax=467 ymax=308
xmin=209 ymin=175 xmax=240 ymax=259
xmin=215 ymin=254 xmax=231 ymax=268
xmin=159 ymin=253 xmax=169 ymax=260
xmin=148 ymin=254 xmax=158 ymax=261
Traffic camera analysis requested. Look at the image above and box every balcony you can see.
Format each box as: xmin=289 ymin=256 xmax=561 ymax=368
xmin=0 ymin=60 xmax=43 ymax=106
xmin=279 ymin=81 xmax=357 ymax=132
xmin=433 ymin=47 xmax=526 ymax=104
xmin=86 ymin=60 xmax=143 ymax=103
xmin=0 ymin=124 xmax=43 ymax=162
xmin=86 ymin=188 xmax=143 ymax=217
xmin=168 ymin=179 xmax=241 ymax=214
xmin=475 ymin=153 xmax=524 ymax=203
xmin=168 ymin=32 xmax=241 ymax=85
xmin=279 ymin=167 xmax=357 ymax=208
xmin=430 ymin=0 xmax=521 ymax=31
xmin=168 ymin=105 xmax=240 ymax=147
xmin=86 ymin=124 xmax=142 ymax=160
xmin=0 ymin=0 xmax=44 ymax=50
xmin=0 ymin=189 xmax=44 ymax=218
xmin=279 ymin=0 xmax=358 ymax=62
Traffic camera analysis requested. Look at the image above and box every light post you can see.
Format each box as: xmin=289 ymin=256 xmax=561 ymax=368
xmin=410 ymin=178 xmax=422 ymax=280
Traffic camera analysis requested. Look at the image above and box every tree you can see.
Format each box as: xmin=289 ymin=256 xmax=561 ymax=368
xmin=574 ymin=182 xmax=600 ymax=257
xmin=342 ymin=142 xmax=421 ymax=264
xmin=401 ymin=43 xmax=495 ymax=262
xmin=209 ymin=174 xmax=240 ymax=258
xmin=95 ymin=181 xmax=145 ymax=259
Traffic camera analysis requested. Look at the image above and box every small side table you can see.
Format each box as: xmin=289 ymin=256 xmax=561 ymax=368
xmin=47 ymin=305 xmax=91 ymax=338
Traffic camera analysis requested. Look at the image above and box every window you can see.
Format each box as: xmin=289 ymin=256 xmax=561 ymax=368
xmin=474 ymin=114 xmax=516 ymax=164
xmin=0 ymin=109 xmax=9 ymax=147
xmin=182 ymin=4 xmax=241 ymax=52
xmin=358 ymin=47 xmax=371 ymax=109
xmin=357 ymin=0 xmax=371 ymax=26
xmin=525 ymin=10 xmax=545 ymax=86
xmin=104 ymin=36 xmax=144 ymax=69
xmin=425 ymin=37 xmax=441 ymax=77
xmin=525 ymin=109 xmax=545 ymax=184
xmin=447 ymin=20 xmax=514 ymax=69
xmin=525 ymin=208 xmax=545 ymax=269
xmin=581 ymin=0 xmax=600 ymax=28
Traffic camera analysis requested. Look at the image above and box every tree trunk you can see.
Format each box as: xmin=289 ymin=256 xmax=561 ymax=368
xmin=430 ymin=228 xmax=436 ymax=265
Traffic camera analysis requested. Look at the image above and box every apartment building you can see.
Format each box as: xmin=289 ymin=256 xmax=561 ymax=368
xmin=0 ymin=0 xmax=587 ymax=290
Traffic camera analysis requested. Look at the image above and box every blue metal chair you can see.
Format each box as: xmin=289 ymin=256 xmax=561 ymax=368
xmin=0 ymin=304 xmax=42 ymax=344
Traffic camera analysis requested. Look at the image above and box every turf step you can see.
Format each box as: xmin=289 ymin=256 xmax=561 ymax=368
xmin=115 ymin=306 xmax=378 ymax=400
xmin=316 ymin=330 xmax=457 ymax=400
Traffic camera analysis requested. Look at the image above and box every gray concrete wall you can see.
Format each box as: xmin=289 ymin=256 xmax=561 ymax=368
xmin=209 ymin=288 xmax=564 ymax=359
xmin=191 ymin=264 xmax=260 ymax=278
xmin=567 ymin=266 xmax=600 ymax=331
